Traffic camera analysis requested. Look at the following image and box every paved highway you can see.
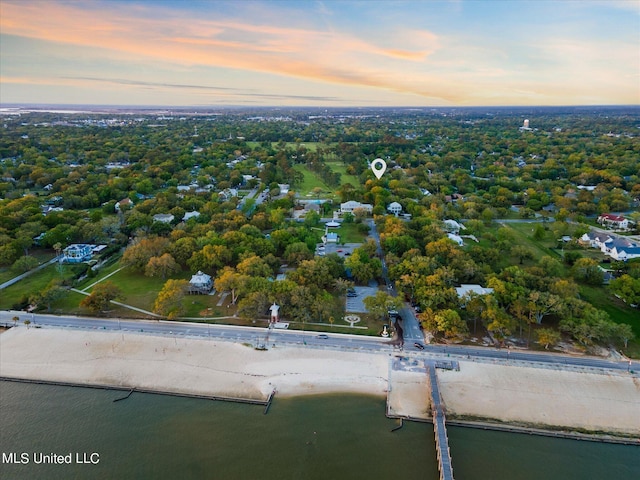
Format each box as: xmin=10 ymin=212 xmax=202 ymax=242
xmin=2 ymin=310 xmax=637 ymax=374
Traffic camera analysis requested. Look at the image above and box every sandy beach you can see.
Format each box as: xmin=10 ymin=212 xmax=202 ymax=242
xmin=438 ymin=361 xmax=640 ymax=437
xmin=0 ymin=327 xmax=388 ymax=400
xmin=1 ymin=326 xmax=639 ymax=437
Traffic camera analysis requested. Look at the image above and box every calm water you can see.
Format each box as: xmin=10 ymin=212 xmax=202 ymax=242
xmin=0 ymin=382 xmax=638 ymax=480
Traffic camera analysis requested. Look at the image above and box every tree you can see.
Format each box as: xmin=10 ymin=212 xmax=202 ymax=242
xmin=11 ymin=255 xmax=39 ymax=273
xmin=153 ymin=279 xmax=189 ymax=319
xmin=611 ymin=323 xmax=635 ymax=349
xmin=511 ymin=245 xmax=534 ymax=265
xmin=419 ymin=308 xmax=467 ymax=338
xmin=122 ymin=236 xmax=169 ymax=271
xmin=145 ymin=253 xmax=180 ymax=279
xmin=236 ymin=254 xmax=273 ymax=278
xmin=527 ymin=291 xmax=563 ymax=324
xmin=571 ymin=257 xmax=603 ymax=285
xmin=30 ymin=282 xmax=66 ymax=312
xmin=214 ymin=268 xmax=248 ymax=304
xmin=188 ymin=244 xmax=232 ymax=273
xmin=80 ymin=281 xmax=122 ymax=313
xmin=536 ymin=328 xmax=561 ymax=350
xmin=609 ymin=274 xmax=640 ymax=306
xmin=284 ymin=242 xmax=313 ymax=266
xmin=363 ymin=291 xmax=401 ymax=321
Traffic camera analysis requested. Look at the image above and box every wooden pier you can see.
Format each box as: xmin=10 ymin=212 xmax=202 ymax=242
xmin=427 ymin=364 xmax=454 ymax=480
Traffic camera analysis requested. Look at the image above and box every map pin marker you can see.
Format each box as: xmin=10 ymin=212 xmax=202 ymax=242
xmin=371 ymin=158 xmax=387 ymax=180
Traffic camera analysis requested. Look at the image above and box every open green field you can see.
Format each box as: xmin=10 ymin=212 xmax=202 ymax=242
xmin=326 ymin=161 xmax=361 ymax=187
xmin=0 ymin=251 xmax=57 ymax=284
xmin=335 ymin=223 xmax=368 ymax=243
xmin=292 ymin=164 xmax=336 ymax=197
xmin=0 ymin=264 xmax=76 ymax=310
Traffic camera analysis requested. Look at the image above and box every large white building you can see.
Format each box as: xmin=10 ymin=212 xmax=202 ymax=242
xmin=340 ymin=201 xmax=373 ymax=214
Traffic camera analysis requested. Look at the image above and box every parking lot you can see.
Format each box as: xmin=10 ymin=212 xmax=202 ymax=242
xmin=345 ymin=286 xmax=378 ymax=313
xmin=315 ymin=242 xmax=361 ymax=259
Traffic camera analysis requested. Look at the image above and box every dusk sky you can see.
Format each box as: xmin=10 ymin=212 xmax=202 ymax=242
xmin=1 ymin=0 xmax=639 ymax=107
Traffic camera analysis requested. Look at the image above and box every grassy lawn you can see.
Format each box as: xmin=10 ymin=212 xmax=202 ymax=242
xmin=0 ymin=264 xmax=76 ymax=310
xmin=336 ymin=223 xmax=368 ymax=243
xmin=292 ymin=164 xmax=335 ymax=197
xmin=0 ymin=250 xmax=57 ymax=284
xmin=80 ymin=265 xmax=190 ymax=312
xmin=325 ymin=161 xmax=361 ymax=187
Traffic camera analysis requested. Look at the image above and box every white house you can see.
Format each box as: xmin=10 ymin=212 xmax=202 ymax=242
xmin=340 ymin=201 xmax=373 ymax=214
xmin=62 ymin=244 xmax=93 ymax=263
xmin=387 ymin=202 xmax=402 ymax=216
xmin=153 ymin=214 xmax=174 ymax=224
xmin=456 ymin=284 xmax=494 ymax=298
xmin=447 ymin=233 xmax=464 ymax=246
xmin=183 ymin=211 xmax=201 ymax=221
xmin=443 ymin=219 xmax=466 ymax=234
xmin=597 ymin=213 xmax=629 ymax=230
xmin=188 ymin=271 xmax=212 ymax=294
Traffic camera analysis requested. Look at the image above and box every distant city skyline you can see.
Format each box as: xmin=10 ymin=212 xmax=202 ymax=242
xmin=1 ymin=0 xmax=639 ymax=107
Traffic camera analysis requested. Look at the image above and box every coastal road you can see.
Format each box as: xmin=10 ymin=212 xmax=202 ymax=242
xmin=2 ymin=310 xmax=637 ymax=374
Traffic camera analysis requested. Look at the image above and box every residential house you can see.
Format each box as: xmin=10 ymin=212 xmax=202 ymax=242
xmin=115 ymin=198 xmax=133 ymax=212
xmin=153 ymin=214 xmax=175 ymax=224
xmin=188 ymin=271 xmax=213 ymax=294
xmin=340 ymin=201 xmax=373 ymax=214
xmin=63 ymin=244 xmax=93 ymax=263
xmin=183 ymin=211 xmax=201 ymax=222
xmin=456 ymin=284 xmax=494 ymax=298
xmin=443 ymin=219 xmax=466 ymax=234
xmin=387 ymin=202 xmax=402 ymax=216
xmin=447 ymin=233 xmax=464 ymax=246
xmin=597 ymin=213 xmax=629 ymax=230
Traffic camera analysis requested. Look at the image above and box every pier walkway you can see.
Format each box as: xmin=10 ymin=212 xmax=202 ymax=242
xmin=427 ymin=364 xmax=454 ymax=480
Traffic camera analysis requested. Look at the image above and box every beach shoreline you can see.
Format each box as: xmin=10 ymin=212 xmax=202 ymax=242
xmin=1 ymin=326 xmax=638 ymax=441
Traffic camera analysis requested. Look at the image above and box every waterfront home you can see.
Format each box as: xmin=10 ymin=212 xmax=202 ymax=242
xmin=188 ymin=271 xmax=213 ymax=294
xmin=62 ymin=244 xmax=93 ymax=263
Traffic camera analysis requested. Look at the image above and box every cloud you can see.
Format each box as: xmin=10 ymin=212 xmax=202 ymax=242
xmin=1 ymin=1 xmax=637 ymax=105
xmin=0 ymin=1 xmax=449 ymax=101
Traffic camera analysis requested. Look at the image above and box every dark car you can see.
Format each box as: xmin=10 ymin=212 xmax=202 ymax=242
xmin=317 ymin=334 xmax=329 ymax=339
xmin=346 ymin=291 xmax=358 ymax=297
xmin=414 ymin=342 xmax=424 ymax=350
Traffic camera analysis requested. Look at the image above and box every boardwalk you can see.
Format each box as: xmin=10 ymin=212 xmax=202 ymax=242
xmin=427 ymin=364 xmax=454 ymax=480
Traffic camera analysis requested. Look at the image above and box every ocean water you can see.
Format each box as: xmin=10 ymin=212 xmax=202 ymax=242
xmin=0 ymin=382 xmax=638 ymax=480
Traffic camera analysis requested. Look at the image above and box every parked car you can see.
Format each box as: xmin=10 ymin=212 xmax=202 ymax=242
xmin=414 ymin=342 xmax=425 ymax=350
xmin=347 ymin=292 xmax=358 ymax=297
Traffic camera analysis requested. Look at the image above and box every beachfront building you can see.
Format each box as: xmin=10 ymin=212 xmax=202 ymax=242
xmin=188 ymin=271 xmax=213 ymax=294
xmin=62 ymin=244 xmax=93 ymax=263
